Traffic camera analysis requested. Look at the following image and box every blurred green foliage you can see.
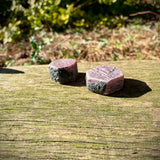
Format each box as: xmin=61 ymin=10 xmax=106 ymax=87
xmin=30 ymin=36 xmax=45 ymax=64
xmin=0 ymin=0 xmax=159 ymax=44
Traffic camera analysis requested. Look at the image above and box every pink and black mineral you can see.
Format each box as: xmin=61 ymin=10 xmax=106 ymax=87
xmin=86 ymin=65 xmax=124 ymax=95
xmin=49 ymin=59 xmax=78 ymax=84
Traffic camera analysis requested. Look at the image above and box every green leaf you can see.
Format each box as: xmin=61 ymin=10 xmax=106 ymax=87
xmin=54 ymin=0 xmax=61 ymax=6
xmin=30 ymin=37 xmax=38 ymax=50
xmin=23 ymin=62 xmax=30 ymax=66
xmin=67 ymin=55 xmax=75 ymax=59
xmin=98 ymin=0 xmax=103 ymax=4
xmin=60 ymin=51 xmax=66 ymax=56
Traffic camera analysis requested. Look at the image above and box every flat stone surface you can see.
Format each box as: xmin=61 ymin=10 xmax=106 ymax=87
xmin=49 ymin=58 xmax=76 ymax=69
xmin=0 ymin=60 xmax=160 ymax=159
xmin=86 ymin=65 xmax=124 ymax=95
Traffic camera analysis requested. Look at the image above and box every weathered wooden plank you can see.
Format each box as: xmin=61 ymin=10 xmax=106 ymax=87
xmin=0 ymin=60 xmax=160 ymax=159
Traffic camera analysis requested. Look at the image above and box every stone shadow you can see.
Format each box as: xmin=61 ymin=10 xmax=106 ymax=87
xmin=64 ymin=72 xmax=86 ymax=87
xmin=0 ymin=68 xmax=24 ymax=74
xmin=109 ymin=78 xmax=152 ymax=98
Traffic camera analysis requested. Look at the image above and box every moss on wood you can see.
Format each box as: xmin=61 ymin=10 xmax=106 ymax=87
xmin=0 ymin=60 xmax=160 ymax=159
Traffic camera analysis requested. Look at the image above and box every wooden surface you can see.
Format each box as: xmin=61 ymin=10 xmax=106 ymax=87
xmin=0 ymin=60 xmax=160 ymax=160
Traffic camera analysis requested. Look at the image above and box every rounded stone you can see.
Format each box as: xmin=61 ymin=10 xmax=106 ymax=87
xmin=49 ymin=59 xmax=78 ymax=84
xmin=86 ymin=65 xmax=124 ymax=95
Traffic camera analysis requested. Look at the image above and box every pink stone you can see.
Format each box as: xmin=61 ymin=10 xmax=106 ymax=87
xmin=86 ymin=65 xmax=124 ymax=95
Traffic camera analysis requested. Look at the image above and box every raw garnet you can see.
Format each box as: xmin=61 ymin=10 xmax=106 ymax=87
xmin=86 ymin=65 xmax=124 ymax=95
xmin=49 ymin=59 xmax=78 ymax=84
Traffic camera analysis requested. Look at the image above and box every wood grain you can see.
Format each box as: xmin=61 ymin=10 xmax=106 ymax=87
xmin=0 ymin=60 xmax=160 ymax=159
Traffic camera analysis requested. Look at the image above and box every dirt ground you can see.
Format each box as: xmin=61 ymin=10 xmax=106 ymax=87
xmin=0 ymin=21 xmax=160 ymax=67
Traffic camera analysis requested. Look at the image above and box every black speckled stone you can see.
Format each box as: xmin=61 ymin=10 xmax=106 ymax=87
xmin=87 ymin=82 xmax=106 ymax=95
xmin=49 ymin=66 xmax=74 ymax=84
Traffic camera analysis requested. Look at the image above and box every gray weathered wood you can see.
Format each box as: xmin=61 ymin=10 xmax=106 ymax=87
xmin=0 ymin=60 xmax=160 ymax=159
